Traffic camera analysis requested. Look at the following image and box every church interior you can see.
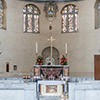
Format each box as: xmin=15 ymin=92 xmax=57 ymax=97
xmin=0 ymin=0 xmax=100 ymax=100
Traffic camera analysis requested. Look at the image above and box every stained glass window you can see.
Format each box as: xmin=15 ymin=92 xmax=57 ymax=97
xmin=0 ymin=0 xmax=3 ymax=28
xmin=61 ymin=4 xmax=78 ymax=33
xmin=95 ymin=0 xmax=100 ymax=29
xmin=23 ymin=4 xmax=40 ymax=33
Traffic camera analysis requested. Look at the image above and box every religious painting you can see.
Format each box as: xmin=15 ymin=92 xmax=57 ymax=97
xmin=63 ymin=67 xmax=69 ymax=76
xmin=40 ymin=84 xmax=63 ymax=96
xmin=34 ymin=68 xmax=40 ymax=76
xmin=46 ymin=85 xmax=57 ymax=93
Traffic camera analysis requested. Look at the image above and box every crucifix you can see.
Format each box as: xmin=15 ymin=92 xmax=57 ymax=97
xmin=47 ymin=36 xmax=55 ymax=65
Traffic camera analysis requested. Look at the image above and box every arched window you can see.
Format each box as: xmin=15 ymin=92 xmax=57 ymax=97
xmin=95 ymin=0 xmax=100 ymax=29
xmin=61 ymin=4 xmax=78 ymax=33
xmin=0 ymin=0 xmax=4 ymax=29
xmin=23 ymin=4 xmax=40 ymax=33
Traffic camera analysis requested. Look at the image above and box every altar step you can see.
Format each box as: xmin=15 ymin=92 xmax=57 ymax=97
xmin=39 ymin=96 xmax=61 ymax=100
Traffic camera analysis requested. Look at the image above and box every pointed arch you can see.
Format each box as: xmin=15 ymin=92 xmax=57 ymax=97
xmin=23 ymin=4 xmax=40 ymax=33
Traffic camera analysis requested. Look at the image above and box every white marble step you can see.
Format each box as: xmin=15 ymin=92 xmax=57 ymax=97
xmin=39 ymin=96 xmax=61 ymax=100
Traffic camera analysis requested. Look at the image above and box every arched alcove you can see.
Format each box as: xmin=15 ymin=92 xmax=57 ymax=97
xmin=42 ymin=46 xmax=60 ymax=65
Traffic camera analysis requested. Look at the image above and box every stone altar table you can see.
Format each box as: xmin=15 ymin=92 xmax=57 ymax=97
xmin=37 ymin=80 xmax=67 ymax=100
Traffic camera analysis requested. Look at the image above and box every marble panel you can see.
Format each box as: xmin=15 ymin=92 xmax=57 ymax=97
xmin=69 ymin=81 xmax=100 ymax=100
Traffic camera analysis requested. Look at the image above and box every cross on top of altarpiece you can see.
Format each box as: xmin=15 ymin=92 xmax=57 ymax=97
xmin=47 ymin=36 xmax=55 ymax=65
xmin=47 ymin=36 xmax=55 ymax=43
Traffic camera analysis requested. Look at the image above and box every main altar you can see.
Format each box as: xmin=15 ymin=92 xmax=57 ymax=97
xmin=33 ymin=10 xmax=69 ymax=99
xmin=33 ymin=65 xmax=69 ymax=100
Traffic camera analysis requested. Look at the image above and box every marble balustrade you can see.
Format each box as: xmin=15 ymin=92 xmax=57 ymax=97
xmin=69 ymin=81 xmax=100 ymax=100
xmin=0 ymin=76 xmax=96 ymax=100
xmin=0 ymin=78 xmax=37 ymax=100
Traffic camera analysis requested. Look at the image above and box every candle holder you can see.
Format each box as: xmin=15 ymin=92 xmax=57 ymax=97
xmin=35 ymin=53 xmax=38 ymax=65
xmin=36 ymin=53 xmax=38 ymax=57
xmin=65 ymin=53 xmax=68 ymax=58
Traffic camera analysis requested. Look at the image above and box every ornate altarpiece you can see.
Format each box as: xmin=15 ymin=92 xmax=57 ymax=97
xmin=34 ymin=65 xmax=69 ymax=80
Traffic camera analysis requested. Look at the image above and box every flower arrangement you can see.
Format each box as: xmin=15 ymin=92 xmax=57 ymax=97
xmin=60 ymin=55 xmax=68 ymax=65
xmin=36 ymin=55 xmax=44 ymax=65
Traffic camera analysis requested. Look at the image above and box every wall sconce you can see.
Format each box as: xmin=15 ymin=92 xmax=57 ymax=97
xmin=44 ymin=2 xmax=58 ymax=22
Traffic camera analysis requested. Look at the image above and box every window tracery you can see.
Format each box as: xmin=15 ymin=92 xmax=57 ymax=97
xmin=95 ymin=0 xmax=100 ymax=29
xmin=0 ymin=0 xmax=3 ymax=29
xmin=61 ymin=4 xmax=78 ymax=33
xmin=23 ymin=4 xmax=40 ymax=33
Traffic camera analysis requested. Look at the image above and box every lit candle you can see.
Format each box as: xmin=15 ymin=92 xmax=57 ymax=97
xmin=65 ymin=43 xmax=67 ymax=54
xmin=36 ymin=42 xmax=38 ymax=54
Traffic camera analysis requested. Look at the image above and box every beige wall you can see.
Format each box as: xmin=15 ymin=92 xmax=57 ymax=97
xmin=0 ymin=0 xmax=98 ymax=77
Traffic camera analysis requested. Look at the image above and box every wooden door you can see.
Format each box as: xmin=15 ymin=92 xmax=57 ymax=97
xmin=94 ymin=55 xmax=100 ymax=80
